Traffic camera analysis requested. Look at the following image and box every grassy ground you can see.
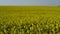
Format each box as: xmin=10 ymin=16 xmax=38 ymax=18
xmin=0 ymin=6 xmax=60 ymax=34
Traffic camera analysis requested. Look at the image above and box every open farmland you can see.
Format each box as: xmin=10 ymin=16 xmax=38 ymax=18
xmin=0 ymin=6 xmax=60 ymax=34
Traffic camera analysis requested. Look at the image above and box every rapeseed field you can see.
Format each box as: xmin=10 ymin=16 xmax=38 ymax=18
xmin=0 ymin=6 xmax=60 ymax=34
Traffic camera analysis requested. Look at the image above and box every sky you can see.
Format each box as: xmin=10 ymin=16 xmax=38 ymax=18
xmin=0 ymin=0 xmax=60 ymax=6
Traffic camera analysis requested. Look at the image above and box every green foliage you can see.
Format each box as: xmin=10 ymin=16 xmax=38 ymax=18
xmin=0 ymin=16 xmax=60 ymax=34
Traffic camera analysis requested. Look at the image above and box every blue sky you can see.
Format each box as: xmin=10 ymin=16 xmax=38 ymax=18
xmin=0 ymin=0 xmax=60 ymax=6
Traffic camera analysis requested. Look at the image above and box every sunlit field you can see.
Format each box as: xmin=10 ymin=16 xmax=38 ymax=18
xmin=0 ymin=6 xmax=60 ymax=34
